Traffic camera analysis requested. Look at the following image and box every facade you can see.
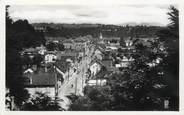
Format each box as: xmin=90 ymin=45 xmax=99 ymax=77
xmin=62 ymin=39 xmax=74 ymax=50
xmin=89 ymin=61 xmax=102 ymax=76
xmin=44 ymin=53 xmax=57 ymax=63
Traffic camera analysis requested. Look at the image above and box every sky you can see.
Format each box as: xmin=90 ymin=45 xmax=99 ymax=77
xmin=8 ymin=5 xmax=173 ymax=26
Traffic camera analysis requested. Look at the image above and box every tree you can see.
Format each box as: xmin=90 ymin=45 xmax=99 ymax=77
xmin=6 ymin=6 xmax=46 ymax=109
xmin=156 ymin=6 xmax=179 ymax=110
xmin=68 ymin=86 xmax=113 ymax=111
xmin=22 ymin=92 xmax=63 ymax=111
xmin=32 ymin=54 xmax=44 ymax=66
xmin=6 ymin=6 xmax=30 ymax=108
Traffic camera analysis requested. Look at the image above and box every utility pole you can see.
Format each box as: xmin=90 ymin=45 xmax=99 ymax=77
xmin=54 ymin=65 xmax=58 ymax=99
xmin=75 ymin=77 xmax=78 ymax=95
xmin=68 ymin=66 xmax=69 ymax=81
xmin=82 ymin=71 xmax=84 ymax=92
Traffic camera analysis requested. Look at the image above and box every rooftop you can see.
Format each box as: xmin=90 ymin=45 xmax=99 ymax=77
xmin=24 ymin=67 xmax=57 ymax=87
xmin=62 ymin=39 xmax=74 ymax=44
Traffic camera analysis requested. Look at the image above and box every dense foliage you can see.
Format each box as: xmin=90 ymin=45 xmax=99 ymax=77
xmin=156 ymin=6 xmax=179 ymax=110
xmin=46 ymin=42 xmax=65 ymax=51
xmin=22 ymin=92 xmax=63 ymax=111
xmin=6 ymin=6 xmax=46 ymax=108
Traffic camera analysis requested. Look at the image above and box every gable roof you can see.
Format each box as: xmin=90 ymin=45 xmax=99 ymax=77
xmin=90 ymin=59 xmax=103 ymax=67
xmin=24 ymin=67 xmax=57 ymax=87
xmin=24 ymin=68 xmax=34 ymax=74
xmin=56 ymin=52 xmax=77 ymax=62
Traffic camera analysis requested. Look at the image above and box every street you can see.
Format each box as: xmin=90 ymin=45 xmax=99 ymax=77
xmin=57 ymin=55 xmax=89 ymax=110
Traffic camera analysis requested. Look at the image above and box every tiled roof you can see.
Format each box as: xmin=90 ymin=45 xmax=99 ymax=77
xmin=24 ymin=67 xmax=56 ymax=87
xmin=56 ymin=52 xmax=77 ymax=61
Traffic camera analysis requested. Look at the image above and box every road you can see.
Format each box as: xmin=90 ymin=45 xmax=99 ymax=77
xmin=57 ymin=55 xmax=89 ymax=110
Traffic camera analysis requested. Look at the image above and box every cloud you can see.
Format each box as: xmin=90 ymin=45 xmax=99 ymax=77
xmin=9 ymin=5 xmax=171 ymax=25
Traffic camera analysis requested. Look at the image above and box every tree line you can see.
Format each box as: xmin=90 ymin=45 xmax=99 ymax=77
xmin=33 ymin=23 xmax=164 ymax=39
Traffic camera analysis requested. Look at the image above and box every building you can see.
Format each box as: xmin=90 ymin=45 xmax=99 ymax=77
xmin=62 ymin=39 xmax=74 ymax=50
xmin=115 ymin=56 xmax=134 ymax=68
xmin=56 ymin=51 xmax=78 ymax=63
xmin=24 ymin=66 xmax=64 ymax=99
xmin=36 ymin=44 xmax=46 ymax=55
xmin=89 ymin=59 xmax=102 ymax=76
xmin=44 ymin=52 xmax=57 ymax=63
xmin=74 ymin=37 xmax=87 ymax=52
xmin=103 ymin=37 xmax=121 ymax=45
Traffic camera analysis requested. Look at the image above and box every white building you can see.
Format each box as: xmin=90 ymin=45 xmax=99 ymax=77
xmin=24 ymin=67 xmax=64 ymax=99
xmin=36 ymin=45 xmax=47 ymax=55
xmin=44 ymin=53 xmax=57 ymax=63
xmin=90 ymin=61 xmax=102 ymax=76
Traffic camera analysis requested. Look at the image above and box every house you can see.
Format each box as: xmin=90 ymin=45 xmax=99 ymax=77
xmin=56 ymin=51 xmax=78 ymax=63
xmin=36 ymin=45 xmax=46 ymax=55
xmin=124 ymin=37 xmax=133 ymax=47
xmin=115 ymin=56 xmax=134 ymax=68
xmin=24 ymin=68 xmax=34 ymax=74
xmin=147 ymin=57 xmax=162 ymax=67
xmin=87 ymin=61 xmax=113 ymax=86
xmin=101 ymin=60 xmax=114 ymax=71
xmin=89 ymin=60 xmax=102 ymax=76
xmin=62 ymin=39 xmax=74 ymax=50
xmin=89 ymin=58 xmax=114 ymax=77
xmin=103 ymin=37 xmax=120 ymax=45
xmin=74 ymin=37 xmax=87 ymax=52
xmin=24 ymin=66 xmax=64 ymax=99
xmin=86 ymin=79 xmax=107 ymax=86
xmin=44 ymin=53 xmax=57 ymax=63
xmin=20 ymin=48 xmax=38 ymax=60
xmin=93 ymin=48 xmax=104 ymax=61
xmin=22 ymin=47 xmax=38 ymax=55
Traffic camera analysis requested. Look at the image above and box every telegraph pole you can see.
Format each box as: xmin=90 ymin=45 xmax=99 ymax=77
xmin=75 ymin=77 xmax=77 ymax=95
xmin=82 ymin=71 xmax=84 ymax=92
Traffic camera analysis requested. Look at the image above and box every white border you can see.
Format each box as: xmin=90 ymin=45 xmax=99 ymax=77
xmin=1 ymin=0 xmax=184 ymax=115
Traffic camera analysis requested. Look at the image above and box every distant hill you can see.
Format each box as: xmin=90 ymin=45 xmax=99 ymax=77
xmin=31 ymin=23 xmax=165 ymax=40
xmin=120 ymin=22 xmax=165 ymax=27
